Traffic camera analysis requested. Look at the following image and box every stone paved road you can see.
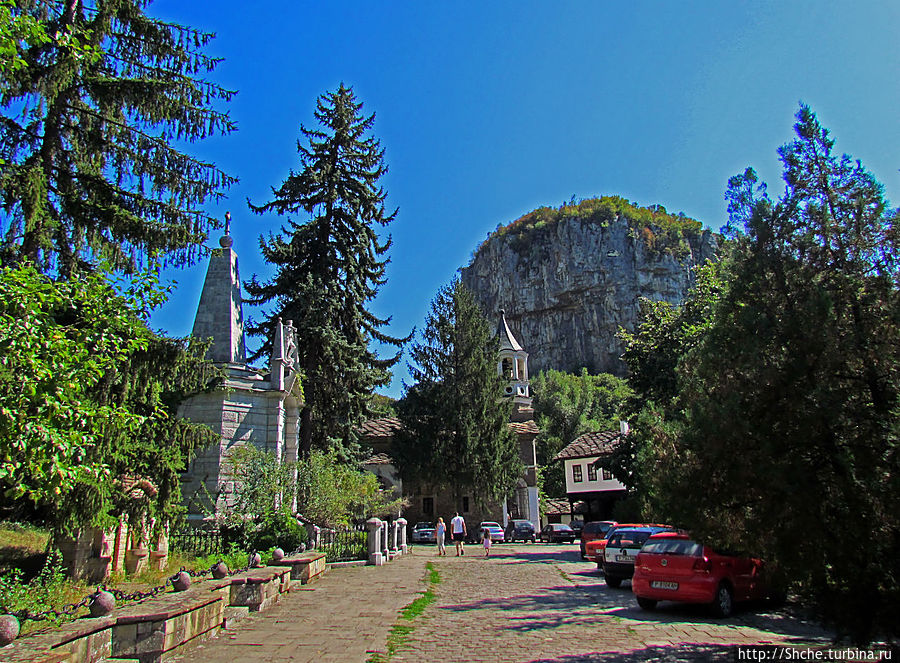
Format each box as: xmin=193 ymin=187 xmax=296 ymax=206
xmin=169 ymin=553 xmax=428 ymax=663
xmin=391 ymin=542 xmax=831 ymax=662
xmin=171 ymin=543 xmax=832 ymax=662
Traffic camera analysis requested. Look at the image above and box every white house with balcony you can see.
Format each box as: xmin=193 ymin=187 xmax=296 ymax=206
xmin=554 ymin=429 xmax=627 ymax=522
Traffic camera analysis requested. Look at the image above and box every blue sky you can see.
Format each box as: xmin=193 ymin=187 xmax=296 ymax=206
xmin=148 ymin=1 xmax=900 ymax=398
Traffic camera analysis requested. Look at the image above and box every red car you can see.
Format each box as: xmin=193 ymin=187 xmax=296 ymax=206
xmin=580 ymin=520 xmax=617 ymax=558
xmin=632 ymin=532 xmax=768 ymax=617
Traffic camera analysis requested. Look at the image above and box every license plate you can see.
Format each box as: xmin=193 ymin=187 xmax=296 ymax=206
xmin=650 ymin=581 xmax=678 ymax=590
xmin=615 ymin=554 xmax=633 ymax=562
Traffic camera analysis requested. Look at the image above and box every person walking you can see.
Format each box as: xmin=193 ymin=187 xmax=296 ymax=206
xmin=482 ymin=526 xmax=492 ymax=558
xmin=435 ymin=517 xmax=447 ymax=556
xmin=450 ymin=512 xmax=467 ymax=556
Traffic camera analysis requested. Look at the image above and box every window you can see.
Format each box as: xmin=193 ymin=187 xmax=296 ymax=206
xmin=422 ymin=497 xmax=434 ymax=515
xmin=587 ymin=464 xmax=597 ymax=481
xmin=572 ymin=464 xmax=583 ymax=483
xmin=462 ymin=496 xmax=470 ymax=513
xmin=602 ymin=467 xmax=613 ymax=481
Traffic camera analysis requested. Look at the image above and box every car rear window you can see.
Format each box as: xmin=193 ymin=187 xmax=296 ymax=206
xmin=641 ymin=539 xmax=702 ymax=556
xmin=583 ymin=522 xmax=611 ymax=535
xmin=608 ymin=531 xmax=654 ymax=547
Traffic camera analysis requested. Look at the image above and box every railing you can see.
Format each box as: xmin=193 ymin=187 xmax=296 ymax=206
xmin=169 ymin=527 xmax=223 ymax=557
xmin=316 ymin=523 xmax=368 ymax=562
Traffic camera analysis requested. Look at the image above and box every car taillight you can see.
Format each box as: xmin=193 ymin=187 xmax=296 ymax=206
xmin=692 ymin=556 xmax=712 ymax=573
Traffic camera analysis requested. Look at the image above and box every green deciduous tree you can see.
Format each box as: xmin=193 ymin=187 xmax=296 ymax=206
xmin=531 ymin=368 xmax=632 ymax=497
xmin=245 ymin=84 xmax=407 ymax=459
xmin=394 ymin=278 xmax=522 ymax=511
xmin=0 ymin=0 xmax=235 ymax=275
xmin=0 ymin=262 xmax=219 ymax=535
xmin=624 ymin=106 xmax=900 ymax=645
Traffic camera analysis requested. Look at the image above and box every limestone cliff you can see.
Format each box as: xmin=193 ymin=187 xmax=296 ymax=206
xmin=460 ymin=204 xmax=717 ymax=377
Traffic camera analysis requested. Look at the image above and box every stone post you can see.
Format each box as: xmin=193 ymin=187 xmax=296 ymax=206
xmin=312 ymin=525 xmax=321 ymax=550
xmin=397 ymin=517 xmax=408 ymax=554
xmin=390 ymin=520 xmax=400 ymax=554
xmin=366 ymin=518 xmax=384 ymax=566
xmin=382 ymin=519 xmax=390 ymax=560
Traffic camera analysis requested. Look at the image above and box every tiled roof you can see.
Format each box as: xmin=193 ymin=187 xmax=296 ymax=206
xmin=554 ymin=430 xmax=622 ymax=461
xmin=543 ymin=498 xmax=587 ymax=516
xmin=360 ymin=416 xmax=538 ymax=438
xmin=509 ymin=420 xmax=539 ymax=435
xmin=358 ymin=417 xmax=402 ymax=439
xmin=361 ymin=452 xmax=394 ymax=465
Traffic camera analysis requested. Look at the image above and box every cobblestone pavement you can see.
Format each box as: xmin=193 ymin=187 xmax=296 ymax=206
xmin=169 ymin=552 xmax=429 ymax=663
xmin=170 ymin=543 xmax=832 ymax=662
xmin=391 ymin=543 xmax=832 ymax=662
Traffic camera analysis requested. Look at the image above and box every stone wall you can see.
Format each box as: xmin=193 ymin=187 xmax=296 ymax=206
xmin=461 ymin=216 xmax=717 ymax=377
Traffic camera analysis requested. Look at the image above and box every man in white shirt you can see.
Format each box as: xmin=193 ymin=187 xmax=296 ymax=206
xmin=450 ymin=512 xmax=467 ymax=556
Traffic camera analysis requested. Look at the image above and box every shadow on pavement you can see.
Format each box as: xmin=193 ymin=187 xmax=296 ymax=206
xmin=492 ymin=547 xmax=584 ymax=564
xmin=529 ymin=643 xmax=736 ymax=662
xmin=439 ymin=584 xmax=829 ymax=643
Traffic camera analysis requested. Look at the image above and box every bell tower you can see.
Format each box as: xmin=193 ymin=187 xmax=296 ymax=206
xmin=497 ymin=309 xmax=533 ymax=418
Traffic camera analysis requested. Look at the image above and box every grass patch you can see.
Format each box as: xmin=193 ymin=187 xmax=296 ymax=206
xmin=367 ymin=561 xmax=440 ymax=663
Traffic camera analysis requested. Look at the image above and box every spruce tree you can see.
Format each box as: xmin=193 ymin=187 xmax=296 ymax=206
xmin=0 ymin=0 xmax=235 ymax=275
xmin=245 ymin=85 xmax=406 ymax=459
xmin=395 ymin=278 xmax=522 ymax=510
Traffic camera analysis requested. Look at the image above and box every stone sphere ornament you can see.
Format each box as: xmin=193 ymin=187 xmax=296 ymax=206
xmin=171 ymin=571 xmax=191 ymax=592
xmin=211 ymin=562 xmax=228 ymax=579
xmin=88 ymin=590 xmax=116 ymax=617
xmin=271 ymin=547 xmax=285 ymax=562
xmin=249 ymin=552 xmax=262 ymax=568
xmin=0 ymin=614 xmax=20 ymax=646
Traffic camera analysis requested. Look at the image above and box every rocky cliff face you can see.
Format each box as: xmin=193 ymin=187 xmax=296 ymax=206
xmin=460 ymin=216 xmax=717 ymax=377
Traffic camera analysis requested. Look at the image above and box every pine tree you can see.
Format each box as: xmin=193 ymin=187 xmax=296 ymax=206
xmin=395 ymin=279 xmax=522 ymax=510
xmin=628 ymin=106 xmax=900 ymax=645
xmin=244 ymin=85 xmax=406 ymax=459
xmin=0 ymin=0 xmax=236 ymax=275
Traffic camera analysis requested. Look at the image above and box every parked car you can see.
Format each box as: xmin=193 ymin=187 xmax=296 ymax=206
xmin=580 ymin=520 xmax=618 ymax=558
xmin=585 ymin=522 xmax=670 ymax=566
xmin=410 ymin=521 xmax=436 ymax=544
xmin=477 ymin=521 xmax=505 ymax=543
xmin=569 ymin=520 xmax=584 ymax=537
xmin=539 ymin=523 xmax=576 ymax=544
xmin=602 ymin=525 xmax=673 ymax=587
xmin=632 ymin=532 xmax=770 ymax=617
xmin=505 ymin=519 xmax=536 ymax=543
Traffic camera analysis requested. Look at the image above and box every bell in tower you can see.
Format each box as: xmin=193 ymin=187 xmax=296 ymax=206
xmin=497 ymin=309 xmax=533 ymax=418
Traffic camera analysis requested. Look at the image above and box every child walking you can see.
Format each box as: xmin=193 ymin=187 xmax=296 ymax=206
xmin=435 ymin=517 xmax=446 ymax=556
xmin=482 ymin=526 xmax=492 ymax=557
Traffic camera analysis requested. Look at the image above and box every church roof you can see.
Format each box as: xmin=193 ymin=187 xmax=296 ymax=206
xmin=497 ymin=309 xmax=524 ymax=352
xmin=555 ymin=430 xmax=622 ymax=461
